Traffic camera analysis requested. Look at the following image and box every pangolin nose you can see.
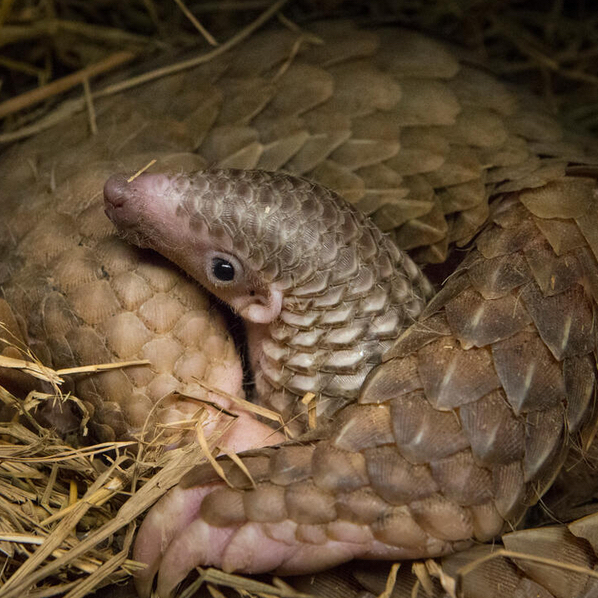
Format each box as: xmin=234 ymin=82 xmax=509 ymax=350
xmin=103 ymin=173 xmax=130 ymax=208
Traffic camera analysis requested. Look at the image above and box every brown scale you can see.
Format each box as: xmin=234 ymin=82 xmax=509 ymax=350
xmin=2 ymin=18 xmax=598 ymax=598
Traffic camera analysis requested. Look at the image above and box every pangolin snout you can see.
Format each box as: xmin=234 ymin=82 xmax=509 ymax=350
xmin=103 ymin=172 xmax=133 ymax=227
xmin=103 ymin=171 xmax=171 ymax=229
xmin=103 ymin=173 xmax=130 ymax=209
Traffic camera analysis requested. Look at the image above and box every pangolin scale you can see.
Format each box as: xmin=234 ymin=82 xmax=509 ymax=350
xmin=1 ymin=18 xmax=598 ymax=598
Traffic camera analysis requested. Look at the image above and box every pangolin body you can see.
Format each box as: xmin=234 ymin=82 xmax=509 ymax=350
xmin=1 ymin=18 xmax=598 ymax=598
xmin=109 ymin=169 xmax=598 ymax=598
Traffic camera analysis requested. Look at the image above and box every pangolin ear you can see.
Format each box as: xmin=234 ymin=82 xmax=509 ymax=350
xmin=239 ymin=289 xmax=283 ymax=324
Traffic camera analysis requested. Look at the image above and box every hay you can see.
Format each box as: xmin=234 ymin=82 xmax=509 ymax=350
xmin=0 ymin=357 xmax=312 ymax=597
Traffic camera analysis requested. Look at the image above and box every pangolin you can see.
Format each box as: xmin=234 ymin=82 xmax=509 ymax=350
xmin=1 ymin=18 xmax=598 ymax=598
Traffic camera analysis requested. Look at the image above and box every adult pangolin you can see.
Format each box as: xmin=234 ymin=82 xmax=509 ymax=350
xmin=1 ymin=18 xmax=598 ymax=598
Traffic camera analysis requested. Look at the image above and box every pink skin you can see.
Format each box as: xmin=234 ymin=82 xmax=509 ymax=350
xmin=134 ymin=482 xmax=450 ymax=597
xmin=105 ymin=172 xmax=442 ymax=597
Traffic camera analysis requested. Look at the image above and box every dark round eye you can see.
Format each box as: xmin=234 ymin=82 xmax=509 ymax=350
xmin=212 ymin=257 xmax=235 ymax=282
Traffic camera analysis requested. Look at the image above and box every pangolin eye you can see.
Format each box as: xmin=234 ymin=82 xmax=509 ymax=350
xmin=205 ymin=251 xmax=244 ymax=288
xmin=212 ymin=257 xmax=236 ymax=282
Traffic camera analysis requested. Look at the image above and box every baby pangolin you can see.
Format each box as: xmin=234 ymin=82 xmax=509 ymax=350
xmin=104 ymin=167 xmax=598 ymax=598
